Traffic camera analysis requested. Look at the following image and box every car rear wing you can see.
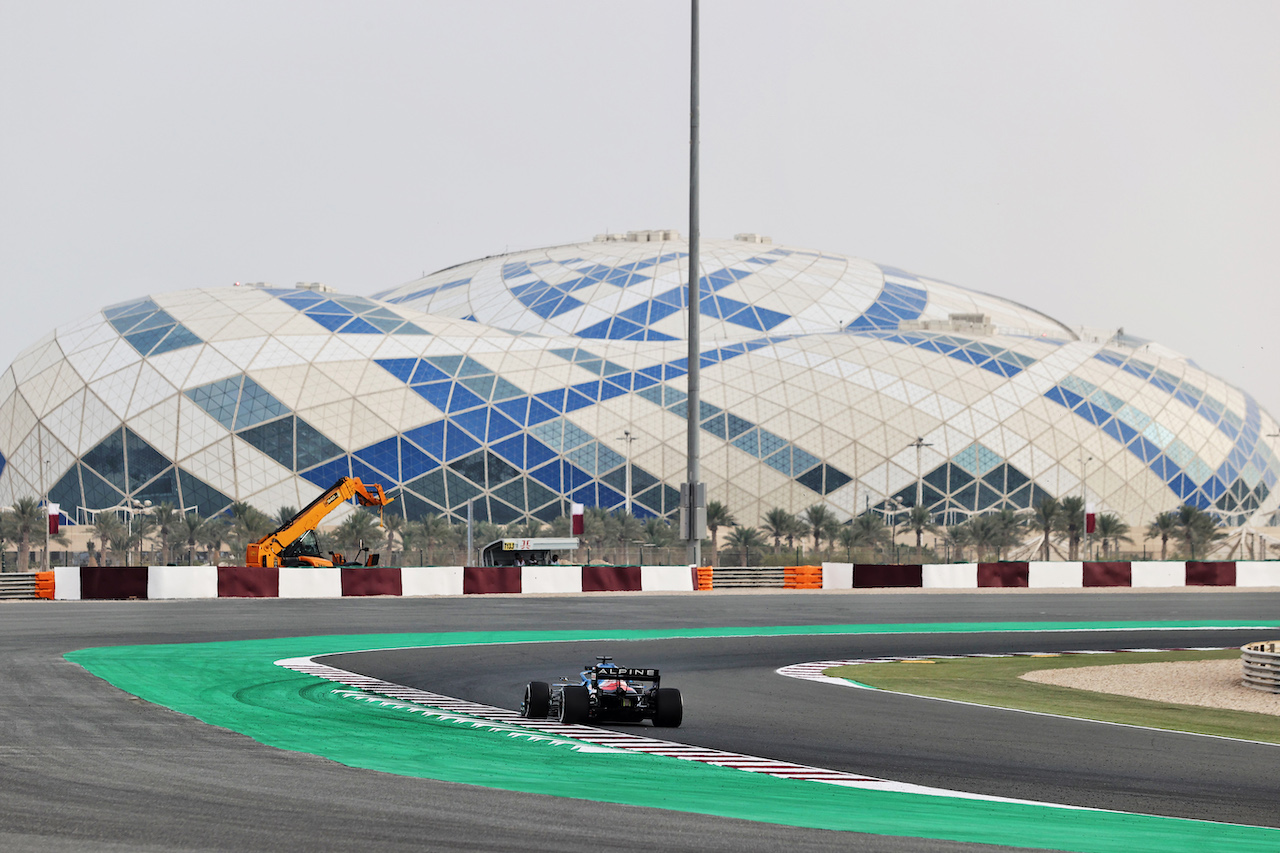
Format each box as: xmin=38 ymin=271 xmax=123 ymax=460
xmin=594 ymin=667 xmax=659 ymax=682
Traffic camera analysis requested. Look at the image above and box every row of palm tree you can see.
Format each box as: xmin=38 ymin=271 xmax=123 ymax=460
xmin=689 ymin=497 xmax=1231 ymax=566
xmin=0 ymin=490 xmax=1242 ymax=570
xmin=0 ymin=498 xmax=63 ymax=572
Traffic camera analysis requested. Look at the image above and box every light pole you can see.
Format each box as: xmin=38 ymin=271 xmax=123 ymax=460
xmin=682 ymin=0 xmax=705 ymax=568
xmin=618 ymin=430 xmax=637 ymax=516
xmin=908 ymin=437 xmax=932 ymax=508
xmin=43 ymin=458 xmax=50 ymax=571
xmin=1079 ymin=454 xmax=1092 ymax=559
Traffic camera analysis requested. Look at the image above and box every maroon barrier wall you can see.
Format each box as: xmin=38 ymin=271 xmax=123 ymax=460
xmin=582 ymin=565 xmax=642 ymax=592
xmin=341 ymin=567 xmax=404 ymax=597
xmin=80 ymin=567 xmax=149 ymax=600
xmin=978 ymin=562 xmax=1029 ymax=587
xmin=463 ymin=566 xmax=522 ymax=594
xmin=1186 ymin=561 xmax=1236 ymax=586
xmin=1083 ymin=561 xmax=1132 ymax=587
xmin=217 ymin=566 xmax=280 ymax=598
xmin=853 ymin=564 xmax=922 ymax=588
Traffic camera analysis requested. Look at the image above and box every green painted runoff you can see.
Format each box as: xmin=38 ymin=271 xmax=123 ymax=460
xmin=67 ymin=621 xmax=1280 ymax=852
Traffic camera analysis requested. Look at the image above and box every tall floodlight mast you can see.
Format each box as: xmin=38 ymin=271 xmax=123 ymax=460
xmin=682 ymin=0 xmax=706 ymax=567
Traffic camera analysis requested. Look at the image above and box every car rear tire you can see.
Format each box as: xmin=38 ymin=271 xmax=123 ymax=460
xmin=653 ymin=687 xmax=683 ymax=727
xmin=522 ymin=681 xmax=550 ymax=717
xmin=559 ymin=686 xmax=589 ymax=724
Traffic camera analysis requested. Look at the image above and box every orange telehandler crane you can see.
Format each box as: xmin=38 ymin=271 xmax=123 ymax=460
xmin=246 ymin=476 xmax=394 ymax=568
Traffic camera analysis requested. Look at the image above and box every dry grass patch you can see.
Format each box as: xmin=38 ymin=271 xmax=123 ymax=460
xmin=826 ymin=649 xmax=1280 ymax=743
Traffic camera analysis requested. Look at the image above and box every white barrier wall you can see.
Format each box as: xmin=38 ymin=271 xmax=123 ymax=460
xmin=279 ymin=567 xmax=343 ymax=598
xmin=1236 ymin=561 xmax=1280 ymax=587
xmin=520 ymin=565 xmax=582 ymax=594
xmin=147 ymin=566 xmax=218 ymax=600
xmin=400 ymin=566 xmax=465 ymax=597
xmin=1131 ymin=561 xmax=1186 ymax=587
xmin=641 ymin=565 xmax=695 ymax=592
xmin=821 ymin=562 xmax=853 ymax=590
xmin=53 ymin=566 xmax=81 ymax=600
xmin=1029 ymin=561 xmax=1082 ymax=588
xmin=922 ymin=563 xmax=977 ymax=589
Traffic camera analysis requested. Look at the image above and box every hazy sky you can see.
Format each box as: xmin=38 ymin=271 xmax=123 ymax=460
xmin=3 ymin=1 xmax=1277 ymax=417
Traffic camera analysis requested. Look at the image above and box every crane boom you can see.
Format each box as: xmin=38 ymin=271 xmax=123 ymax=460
xmin=246 ymin=477 xmax=394 ymax=568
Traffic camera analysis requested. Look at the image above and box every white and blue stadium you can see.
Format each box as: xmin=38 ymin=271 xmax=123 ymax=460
xmin=0 ymin=231 xmax=1276 ymax=535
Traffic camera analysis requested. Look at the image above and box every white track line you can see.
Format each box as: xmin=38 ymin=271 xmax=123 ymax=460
xmin=777 ymin=647 xmax=1229 ymax=689
xmin=275 ymin=654 xmax=1073 ymax=806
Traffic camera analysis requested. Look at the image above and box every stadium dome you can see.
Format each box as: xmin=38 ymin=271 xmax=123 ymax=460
xmin=1 ymin=232 xmax=1277 ymax=536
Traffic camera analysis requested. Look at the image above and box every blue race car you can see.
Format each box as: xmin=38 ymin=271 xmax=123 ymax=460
xmin=520 ymin=656 xmax=683 ymax=727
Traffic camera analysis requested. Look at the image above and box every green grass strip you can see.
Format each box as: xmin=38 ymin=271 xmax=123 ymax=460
xmin=828 ymin=648 xmax=1280 ymax=743
xmin=66 ymin=621 xmax=1280 ymax=852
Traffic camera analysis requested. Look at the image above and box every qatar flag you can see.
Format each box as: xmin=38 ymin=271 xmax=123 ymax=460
xmin=571 ymin=502 xmax=584 ymax=535
xmin=1085 ymin=512 xmax=1096 ymax=534
xmin=48 ymin=502 xmax=60 ymax=535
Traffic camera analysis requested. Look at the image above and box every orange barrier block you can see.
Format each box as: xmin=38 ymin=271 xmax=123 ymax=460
xmin=784 ymin=565 xmax=823 ymax=589
xmin=34 ymin=571 xmax=55 ymax=599
xmin=695 ymin=566 xmax=713 ymax=591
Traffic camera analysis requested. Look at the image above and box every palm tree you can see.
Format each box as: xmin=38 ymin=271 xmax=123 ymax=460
xmin=642 ymin=517 xmax=675 ymax=547
xmin=91 ymin=512 xmax=125 ymax=566
xmin=611 ymin=510 xmax=644 ymax=562
xmin=841 ymin=513 xmax=892 ymax=560
xmin=906 ymin=505 xmax=938 ymax=560
xmin=990 ymin=508 xmax=1026 ymax=561
xmin=122 ymin=513 xmax=156 ymax=565
xmin=705 ymin=500 xmax=736 ymax=567
xmin=1055 ymin=496 xmax=1086 ymax=560
xmin=783 ymin=515 xmax=808 ymax=556
xmin=200 ymin=518 xmax=228 ymax=565
xmin=380 ymin=511 xmax=406 ymax=564
xmin=333 ymin=510 xmax=383 ymax=562
xmin=8 ymin=497 xmax=44 ymax=572
xmin=422 ymin=513 xmax=455 ymax=564
xmin=1093 ymin=513 xmax=1133 ymax=558
xmin=1028 ymin=497 xmax=1060 ymax=561
xmin=944 ymin=520 xmax=975 ymax=562
xmin=149 ymin=503 xmax=182 ymax=565
xmin=226 ymin=502 xmax=273 ymax=561
xmin=505 ymin=518 xmax=544 ymax=539
xmin=179 ymin=512 xmax=207 ymax=565
xmin=583 ymin=507 xmax=611 ymax=553
xmin=761 ymin=508 xmax=795 ymax=553
xmin=958 ymin=514 xmax=1021 ymax=562
xmin=1175 ymin=504 xmax=1224 ymax=559
xmin=0 ymin=511 xmax=13 ymax=572
xmin=801 ymin=505 xmax=839 ymax=555
xmin=724 ymin=525 xmax=766 ymax=567
xmin=274 ymin=506 xmax=298 ymax=528
xmin=1146 ymin=511 xmax=1178 ymax=561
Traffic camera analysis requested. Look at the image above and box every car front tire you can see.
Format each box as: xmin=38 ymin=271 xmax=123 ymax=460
xmin=522 ymin=681 xmax=550 ymax=717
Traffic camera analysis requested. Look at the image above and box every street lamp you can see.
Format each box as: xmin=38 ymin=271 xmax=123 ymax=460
xmin=908 ymin=437 xmax=933 ymax=508
xmin=617 ymin=430 xmax=637 ymax=516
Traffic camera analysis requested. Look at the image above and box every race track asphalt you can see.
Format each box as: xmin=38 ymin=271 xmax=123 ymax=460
xmin=3 ymin=589 xmax=1278 ymax=852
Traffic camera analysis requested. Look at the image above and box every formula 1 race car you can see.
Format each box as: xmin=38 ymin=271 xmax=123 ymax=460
xmin=520 ymin=656 xmax=682 ymax=727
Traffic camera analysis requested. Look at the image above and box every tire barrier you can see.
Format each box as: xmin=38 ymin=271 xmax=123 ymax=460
xmin=1241 ymin=641 xmax=1280 ymax=693
xmin=0 ymin=572 xmax=43 ymax=600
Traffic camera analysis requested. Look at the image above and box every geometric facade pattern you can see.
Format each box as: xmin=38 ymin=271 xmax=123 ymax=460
xmin=1 ymin=233 xmax=1278 ymax=534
